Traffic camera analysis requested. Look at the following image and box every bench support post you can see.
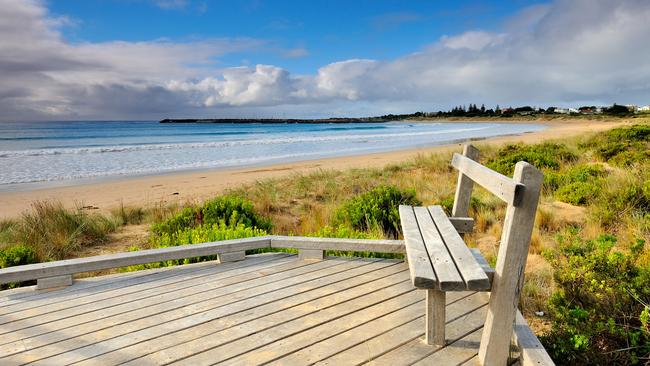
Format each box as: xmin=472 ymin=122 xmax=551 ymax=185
xmin=452 ymin=144 xmax=479 ymax=219
xmin=426 ymin=289 xmax=446 ymax=346
xmin=478 ymin=162 xmax=543 ymax=366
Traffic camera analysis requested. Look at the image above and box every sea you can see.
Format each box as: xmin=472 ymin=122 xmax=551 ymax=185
xmin=0 ymin=121 xmax=545 ymax=191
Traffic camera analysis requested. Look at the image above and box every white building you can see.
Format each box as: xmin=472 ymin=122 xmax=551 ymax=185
xmin=639 ymin=105 xmax=650 ymax=112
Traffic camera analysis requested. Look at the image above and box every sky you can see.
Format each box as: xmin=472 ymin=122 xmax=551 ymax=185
xmin=1 ymin=0 xmax=649 ymax=121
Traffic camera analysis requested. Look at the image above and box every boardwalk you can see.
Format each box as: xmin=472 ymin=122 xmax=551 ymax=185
xmin=0 ymin=253 xmax=490 ymax=365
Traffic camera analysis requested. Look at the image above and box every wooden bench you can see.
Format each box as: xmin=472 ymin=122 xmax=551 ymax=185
xmin=399 ymin=144 xmax=543 ymax=366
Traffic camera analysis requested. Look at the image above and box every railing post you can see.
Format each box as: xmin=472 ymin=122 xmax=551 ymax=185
xmin=478 ymin=162 xmax=543 ymax=366
xmin=452 ymin=144 xmax=479 ymax=219
xmin=218 ymin=251 xmax=246 ymax=263
xmin=298 ymin=249 xmax=324 ymax=261
xmin=37 ymin=275 xmax=73 ymax=290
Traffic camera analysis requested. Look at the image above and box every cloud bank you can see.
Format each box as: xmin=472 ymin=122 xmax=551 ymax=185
xmin=1 ymin=0 xmax=649 ymax=121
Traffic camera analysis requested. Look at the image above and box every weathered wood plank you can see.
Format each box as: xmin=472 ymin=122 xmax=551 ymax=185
xmin=452 ymin=144 xmax=480 ymax=218
xmin=450 ymin=217 xmax=475 ymax=234
xmin=429 ymin=205 xmax=490 ymax=291
xmin=0 ymin=236 xmax=271 ymax=284
xmin=83 ymin=263 xmax=408 ymax=366
xmin=451 ymin=153 xmax=524 ymax=206
xmin=270 ymin=236 xmax=404 ymax=253
xmin=0 ymin=256 xmax=337 ymax=352
xmin=413 ymin=327 xmax=484 ymax=365
xmin=5 ymin=258 xmax=375 ymax=365
xmin=321 ymin=293 xmax=487 ymax=366
xmin=0 ymin=253 xmax=286 ymax=316
xmin=470 ymin=248 xmax=495 ymax=286
xmin=479 ymin=162 xmax=543 ymax=366
xmin=0 ymin=254 xmax=303 ymax=336
xmin=399 ymin=205 xmax=437 ymax=288
xmin=413 ymin=206 xmax=463 ymax=291
xmin=366 ymin=293 xmax=488 ymax=366
xmin=177 ymin=288 xmax=426 ymax=366
xmin=513 ymin=310 xmax=555 ymax=366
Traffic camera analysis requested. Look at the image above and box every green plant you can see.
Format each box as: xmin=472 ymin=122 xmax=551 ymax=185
xmin=486 ymin=142 xmax=577 ymax=176
xmin=583 ymin=125 xmax=650 ymax=166
xmin=335 ymin=185 xmax=421 ymax=239
xmin=541 ymin=233 xmax=650 ymax=365
xmin=0 ymin=245 xmax=38 ymax=289
xmin=151 ymin=195 xmax=271 ymax=237
xmin=129 ymin=221 xmax=267 ymax=271
xmin=10 ymin=201 xmax=116 ymax=261
xmin=545 ymin=164 xmax=607 ymax=205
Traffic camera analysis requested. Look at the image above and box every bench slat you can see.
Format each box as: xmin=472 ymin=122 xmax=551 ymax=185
xmin=428 ymin=205 xmax=491 ymax=291
xmin=398 ymin=205 xmax=437 ymax=288
xmin=451 ymin=153 xmax=525 ymax=206
xmin=413 ymin=207 xmax=464 ymax=291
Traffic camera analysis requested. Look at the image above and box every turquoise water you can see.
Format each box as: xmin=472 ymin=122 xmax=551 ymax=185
xmin=0 ymin=121 xmax=545 ymax=188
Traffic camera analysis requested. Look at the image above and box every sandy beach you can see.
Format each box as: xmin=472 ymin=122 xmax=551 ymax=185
xmin=0 ymin=119 xmax=624 ymax=219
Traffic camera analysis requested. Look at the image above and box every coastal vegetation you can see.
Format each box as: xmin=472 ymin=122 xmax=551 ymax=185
xmin=0 ymin=120 xmax=648 ymax=363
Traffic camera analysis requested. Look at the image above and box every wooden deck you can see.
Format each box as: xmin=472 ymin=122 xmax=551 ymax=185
xmin=0 ymin=253 xmax=492 ymax=366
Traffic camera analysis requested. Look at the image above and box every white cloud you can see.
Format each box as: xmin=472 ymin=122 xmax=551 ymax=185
xmin=1 ymin=0 xmax=650 ymax=121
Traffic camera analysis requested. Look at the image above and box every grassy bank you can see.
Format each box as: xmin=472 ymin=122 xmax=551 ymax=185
xmin=1 ymin=119 xmax=648 ymax=364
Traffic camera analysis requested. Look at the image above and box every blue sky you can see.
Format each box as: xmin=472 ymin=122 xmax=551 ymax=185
xmin=1 ymin=0 xmax=649 ymax=121
xmin=49 ymin=0 xmax=539 ymax=75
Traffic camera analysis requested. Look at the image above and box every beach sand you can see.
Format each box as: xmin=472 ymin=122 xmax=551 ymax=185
xmin=0 ymin=119 xmax=624 ymax=219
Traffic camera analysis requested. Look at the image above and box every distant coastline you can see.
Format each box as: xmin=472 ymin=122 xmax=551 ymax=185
xmin=160 ymin=117 xmax=395 ymax=124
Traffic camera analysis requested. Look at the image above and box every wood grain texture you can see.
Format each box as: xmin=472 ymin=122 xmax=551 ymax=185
xmin=413 ymin=206 xmax=463 ymax=291
xmin=479 ymin=161 xmax=543 ymax=366
xmin=399 ymin=205 xmax=437 ymax=288
xmin=429 ymin=205 xmax=490 ymax=291
xmin=451 ymin=153 xmax=525 ymax=207
xmin=452 ymin=144 xmax=479 ymax=218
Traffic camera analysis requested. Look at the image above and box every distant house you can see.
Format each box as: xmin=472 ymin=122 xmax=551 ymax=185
xmin=554 ymin=107 xmax=570 ymax=114
xmin=568 ymin=108 xmax=579 ymax=114
xmin=625 ymin=105 xmax=638 ymax=112
xmin=639 ymin=105 xmax=650 ymax=112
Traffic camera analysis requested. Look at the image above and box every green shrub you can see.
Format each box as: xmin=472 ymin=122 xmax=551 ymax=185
xmin=551 ymin=165 xmax=607 ymax=205
xmin=151 ymin=195 xmax=271 ymax=237
xmin=335 ymin=185 xmax=421 ymax=239
xmin=541 ymin=233 xmax=650 ymax=365
xmin=0 ymin=244 xmax=37 ymax=269
xmin=584 ymin=125 xmax=650 ymax=166
xmin=591 ymin=170 xmax=650 ymax=227
xmin=486 ymin=142 xmax=577 ymax=176
xmin=555 ymin=182 xmax=600 ymax=206
xmin=0 ymin=245 xmax=38 ymax=289
xmin=129 ymin=221 xmax=267 ymax=271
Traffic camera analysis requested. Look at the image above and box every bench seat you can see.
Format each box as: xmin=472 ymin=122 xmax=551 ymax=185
xmin=399 ymin=205 xmax=491 ymax=291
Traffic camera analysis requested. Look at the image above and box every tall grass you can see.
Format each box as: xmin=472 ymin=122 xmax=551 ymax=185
xmin=2 ymin=201 xmax=117 ymax=261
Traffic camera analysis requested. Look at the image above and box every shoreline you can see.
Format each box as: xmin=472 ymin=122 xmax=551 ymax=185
xmin=0 ymin=119 xmax=624 ymax=219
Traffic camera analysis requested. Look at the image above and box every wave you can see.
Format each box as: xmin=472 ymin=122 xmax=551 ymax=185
xmin=0 ymin=126 xmax=489 ymax=158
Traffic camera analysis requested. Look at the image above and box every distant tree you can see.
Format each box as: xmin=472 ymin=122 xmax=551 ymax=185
xmin=480 ymin=104 xmax=486 ymax=113
xmin=546 ymin=107 xmax=556 ymax=113
xmin=495 ymin=105 xmax=501 ymax=114
xmin=604 ymin=103 xmax=630 ymax=115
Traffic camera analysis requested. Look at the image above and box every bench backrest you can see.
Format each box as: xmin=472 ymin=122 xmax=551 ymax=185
xmin=451 ymin=144 xmax=543 ymax=366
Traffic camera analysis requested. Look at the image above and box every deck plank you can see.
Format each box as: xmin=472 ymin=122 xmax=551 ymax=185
xmin=0 ymin=253 xmax=290 ymax=314
xmin=0 ymin=254 xmax=313 ymax=345
xmin=2 ymin=257 xmax=366 ymax=364
xmin=0 ymin=254 xmax=547 ymax=366
xmin=293 ymin=292 xmax=486 ymax=366
xmin=74 ymin=261 xmax=407 ymax=366
xmin=0 ymin=253 xmax=294 ymax=322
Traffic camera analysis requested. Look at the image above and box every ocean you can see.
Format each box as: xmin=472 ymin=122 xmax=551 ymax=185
xmin=0 ymin=121 xmax=545 ymax=190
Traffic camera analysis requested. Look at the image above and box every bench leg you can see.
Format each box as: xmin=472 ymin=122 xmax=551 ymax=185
xmin=426 ymin=289 xmax=446 ymax=346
